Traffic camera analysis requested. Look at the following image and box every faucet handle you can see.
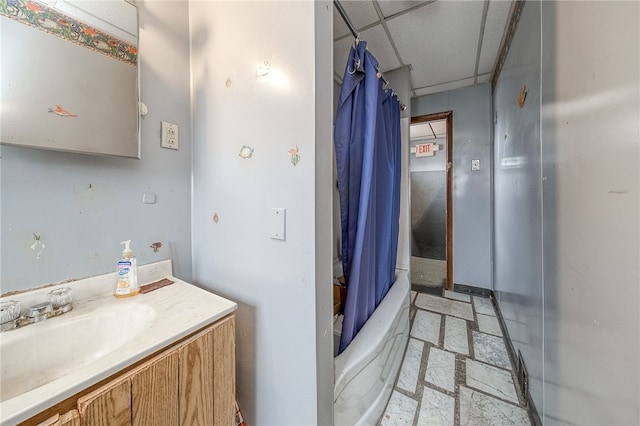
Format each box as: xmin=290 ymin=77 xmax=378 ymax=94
xmin=1 ymin=301 xmax=21 ymax=323
xmin=1 ymin=301 xmax=21 ymax=331
xmin=48 ymin=287 xmax=73 ymax=312
xmin=27 ymin=302 xmax=52 ymax=322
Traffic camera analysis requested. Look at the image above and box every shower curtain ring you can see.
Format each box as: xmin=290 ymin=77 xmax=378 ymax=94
xmin=348 ymin=58 xmax=360 ymax=75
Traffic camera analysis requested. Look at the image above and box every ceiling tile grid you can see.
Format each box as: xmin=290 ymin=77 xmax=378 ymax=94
xmin=333 ymin=1 xmax=380 ymax=39
xmin=360 ymin=25 xmax=403 ymax=71
xmin=386 ymin=1 xmax=484 ymax=88
xmin=410 ymin=119 xmax=447 ymax=140
xmin=414 ymin=76 xmax=476 ymax=97
xmin=378 ymin=0 xmax=428 ymax=18
xmin=477 ymin=0 xmax=513 ymax=75
xmin=333 ymin=0 xmax=514 ymax=99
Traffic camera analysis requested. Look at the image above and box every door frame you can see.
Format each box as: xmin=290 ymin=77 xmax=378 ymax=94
xmin=410 ymin=111 xmax=453 ymax=290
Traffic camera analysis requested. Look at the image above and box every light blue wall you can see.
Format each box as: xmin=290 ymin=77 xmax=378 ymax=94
xmin=189 ymin=2 xmax=333 ymax=424
xmin=1 ymin=1 xmax=193 ymax=293
xmin=412 ymin=84 xmax=492 ymax=288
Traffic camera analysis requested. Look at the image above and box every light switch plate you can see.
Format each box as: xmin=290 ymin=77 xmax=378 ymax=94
xmin=161 ymin=121 xmax=179 ymax=150
xmin=471 ymin=159 xmax=480 ymax=171
xmin=142 ymin=193 xmax=156 ymax=204
xmin=269 ymin=208 xmax=286 ymax=241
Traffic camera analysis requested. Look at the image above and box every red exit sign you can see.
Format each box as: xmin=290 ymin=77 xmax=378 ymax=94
xmin=415 ymin=143 xmax=437 ymax=157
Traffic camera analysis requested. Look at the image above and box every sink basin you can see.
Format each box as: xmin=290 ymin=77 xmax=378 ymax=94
xmin=0 ymin=302 xmax=155 ymax=402
xmin=0 ymin=260 xmax=237 ymax=426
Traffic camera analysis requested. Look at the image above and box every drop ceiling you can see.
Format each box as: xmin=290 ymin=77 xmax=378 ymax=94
xmin=410 ymin=119 xmax=447 ymax=141
xmin=333 ymin=1 xmax=515 ymax=99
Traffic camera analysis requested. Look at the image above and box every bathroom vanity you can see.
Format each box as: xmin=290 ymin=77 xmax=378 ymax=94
xmin=24 ymin=316 xmax=234 ymax=426
xmin=0 ymin=260 xmax=237 ymax=426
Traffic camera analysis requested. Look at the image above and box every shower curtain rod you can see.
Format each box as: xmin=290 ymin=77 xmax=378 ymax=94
xmin=334 ymin=0 xmax=358 ymax=39
xmin=333 ymin=0 xmax=407 ymax=111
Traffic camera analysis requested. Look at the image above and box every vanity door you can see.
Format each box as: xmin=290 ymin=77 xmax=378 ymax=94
xmin=35 ymin=410 xmax=80 ymax=426
xmin=178 ymin=315 xmax=235 ymax=426
xmin=132 ymin=351 xmax=179 ymax=425
xmin=77 ymin=378 xmax=131 ymax=426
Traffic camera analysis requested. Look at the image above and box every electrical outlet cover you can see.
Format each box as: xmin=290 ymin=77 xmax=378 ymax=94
xmin=161 ymin=121 xmax=179 ymax=150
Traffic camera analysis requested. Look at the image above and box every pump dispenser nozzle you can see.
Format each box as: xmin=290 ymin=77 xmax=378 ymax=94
xmin=120 ymin=240 xmax=133 ymax=259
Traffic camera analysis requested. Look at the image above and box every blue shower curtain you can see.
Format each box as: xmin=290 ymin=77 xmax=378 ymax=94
xmin=335 ymin=41 xmax=402 ymax=353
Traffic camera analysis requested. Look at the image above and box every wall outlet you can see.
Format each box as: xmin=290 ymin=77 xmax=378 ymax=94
xmin=161 ymin=121 xmax=179 ymax=150
xmin=471 ymin=159 xmax=480 ymax=171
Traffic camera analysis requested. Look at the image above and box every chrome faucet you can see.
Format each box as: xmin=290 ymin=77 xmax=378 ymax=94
xmin=0 ymin=287 xmax=73 ymax=332
xmin=26 ymin=303 xmax=52 ymax=323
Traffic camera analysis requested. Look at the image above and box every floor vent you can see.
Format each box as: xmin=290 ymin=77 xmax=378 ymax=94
xmin=516 ymin=350 xmax=529 ymax=403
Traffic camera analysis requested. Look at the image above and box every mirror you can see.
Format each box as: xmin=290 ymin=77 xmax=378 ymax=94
xmin=1 ymin=0 xmax=139 ymax=158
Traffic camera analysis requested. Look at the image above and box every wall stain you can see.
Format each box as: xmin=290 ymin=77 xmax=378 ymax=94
xmin=72 ymin=183 xmax=113 ymax=211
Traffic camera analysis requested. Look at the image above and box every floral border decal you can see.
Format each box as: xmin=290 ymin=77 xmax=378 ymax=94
xmin=0 ymin=0 xmax=137 ymax=67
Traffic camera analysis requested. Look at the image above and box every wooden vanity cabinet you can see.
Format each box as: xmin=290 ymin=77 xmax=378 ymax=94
xmin=132 ymin=350 xmax=179 ymax=425
xmin=29 ymin=315 xmax=235 ymax=426
xmin=33 ymin=410 xmax=80 ymax=426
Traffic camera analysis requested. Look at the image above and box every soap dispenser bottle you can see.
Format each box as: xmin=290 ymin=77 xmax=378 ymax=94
xmin=114 ymin=240 xmax=139 ymax=298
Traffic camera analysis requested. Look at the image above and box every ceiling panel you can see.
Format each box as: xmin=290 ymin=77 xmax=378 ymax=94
xmin=477 ymin=73 xmax=491 ymax=84
xmin=410 ymin=119 xmax=446 ymax=140
xmin=360 ymin=25 xmax=402 ymax=72
xmin=478 ymin=0 xmax=513 ymax=75
xmin=410 ymin=122 xmax=433 ymax=139
xmin=387 ymin=1 xmax=484 ymax=89
xmin=378 ymin=0 xmax=427 ymax=18
xmin=333 ymin=0 xmax=513 ymax=100
xmin=333 ymin=6 xmax=351 ymax=39
xmin=430 ymin=120 xmax=447 ymax=136
xmin=333 ymin=1 xmax=380 ymax=40
xmin=413 ymin=77 xmax=476 ymax=97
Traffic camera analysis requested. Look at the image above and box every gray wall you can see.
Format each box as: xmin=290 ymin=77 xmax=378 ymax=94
xmin=541 ymin=1 xmax=639 ymax=423
xmin=1 ymin=0 xmax=193 ymax=293
xmin=412 ymin=84 xmax=492 ymax=288
xmin=494 ymin=1 xmax=640 ymax=423
xmin=493 ymin=0 xmax=543 ymax=414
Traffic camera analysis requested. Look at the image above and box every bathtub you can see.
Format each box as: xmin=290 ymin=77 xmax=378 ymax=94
xmin=334 ymin=270 xmax=410 ymax=425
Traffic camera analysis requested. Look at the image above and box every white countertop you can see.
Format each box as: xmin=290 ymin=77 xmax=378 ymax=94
xmin=0 ymin=260 xmax=237 ymax=425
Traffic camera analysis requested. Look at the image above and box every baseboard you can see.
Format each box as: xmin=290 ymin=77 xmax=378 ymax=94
xmin=410 ymin=283 xmax=442 ymax=295
xmin=452 ymin=283 xmax=492 ymax=297
xmin=490 ymin=291 xmax=543 ymax=426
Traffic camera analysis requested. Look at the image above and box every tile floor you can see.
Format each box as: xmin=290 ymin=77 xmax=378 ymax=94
xmin=380 ymin=289 xmax=531 ymax=426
